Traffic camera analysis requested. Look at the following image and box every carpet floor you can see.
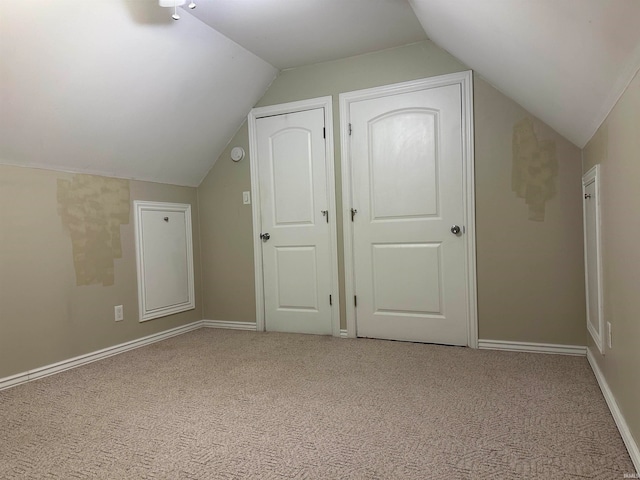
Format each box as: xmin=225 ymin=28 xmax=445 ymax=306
xmin=0 ymin=329 xmax=634 ymax=479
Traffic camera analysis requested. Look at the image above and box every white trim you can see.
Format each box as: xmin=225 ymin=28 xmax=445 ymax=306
xmin=587 ymin=349 xmax=640 ymax=473
xmin=339 ymin=88 xmax=357 ymax=339
xmin=461 ymin=72 xmax=478 ymax=349
xmin=582 ymin=165 xmax=605 ymax=354
xmin=134 ymin=201 xmax=196 ymax=322
xmin=203 ymin=320 xmax=257 ymax=331
xmin=248 ymin=112 xmax=266 ymax=332
xmin=338 ymin=71 xmax=478 ymax=346
xmin=478 ymin=339 xmax=586 ymax=356
xmin=339 ymin=329 xmax=349 ymax=338
xmin=0 ymin=372 xmax=30 ymax=390
xmin=248 ymin=96 xmax=341 ymax=336
xmin=0 ymin=321 xmax=204 ymax=392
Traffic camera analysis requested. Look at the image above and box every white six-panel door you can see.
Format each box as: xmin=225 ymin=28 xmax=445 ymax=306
xmin=344 ymin=78 xmax=473 ymax=346
xmin=255 ymin=108 xmax=333 ymax=335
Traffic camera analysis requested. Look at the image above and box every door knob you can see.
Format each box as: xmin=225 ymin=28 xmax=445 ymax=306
xmin=260 ymin=233 xmax=270 ymax=242
xmin=450 ymin=225 xmax=461 ymax=235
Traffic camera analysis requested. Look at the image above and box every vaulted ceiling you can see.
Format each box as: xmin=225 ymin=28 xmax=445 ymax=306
xmin=0 ymin=0 xmax=276 ymax=186
xmin=2 ymin=1 xmax=640 ymax=186
xmin=187 ymin=0 xmax=428 ymax=69
xmin=409 ymin=0 xmax=640 ymax=148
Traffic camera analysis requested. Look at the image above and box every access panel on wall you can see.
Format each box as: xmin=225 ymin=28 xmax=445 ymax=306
xmin=582 ymin=165 xmax=604 ymax=354
xmin=134 ymin=201 xmax=195 ymax=322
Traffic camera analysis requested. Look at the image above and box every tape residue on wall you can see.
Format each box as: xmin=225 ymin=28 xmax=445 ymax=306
xmin=512 ymin=117 xmax=558 ymax=221
xmin=57 ymin=175 xmax=130 ymax=286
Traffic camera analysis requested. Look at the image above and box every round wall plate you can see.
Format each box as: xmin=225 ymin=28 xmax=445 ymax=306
xmin=231 ymin=146 xmax=245 ymax=162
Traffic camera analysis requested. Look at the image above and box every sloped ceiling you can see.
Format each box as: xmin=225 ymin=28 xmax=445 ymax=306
xmin=187 ymin=0 xmax=427 ymax=69
xmin=3 ymin=1 xmax=640 ymax=186
xmin=0 ymin=0 xmax=277 ymax=187
xmin=409 ymin=0 xmax=640 ymax=148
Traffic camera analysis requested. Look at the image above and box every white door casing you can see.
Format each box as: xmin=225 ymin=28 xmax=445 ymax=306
xmin=582 ymin=165 xmax=605 ymax=354
xmin=340 ymin=72 xmax=478 ymax=346
xmin=248 ymin=97 xmax=340 ymax=335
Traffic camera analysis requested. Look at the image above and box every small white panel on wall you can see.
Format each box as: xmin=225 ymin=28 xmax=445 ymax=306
xmin=134 ymin=201 xmax=195 ymax=322
xmin=582 ymin=165 xmax=604 ymax=354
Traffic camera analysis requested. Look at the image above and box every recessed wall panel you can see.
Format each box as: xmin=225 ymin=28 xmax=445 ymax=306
xmin=372 ymin=243 xmax=442 ymax=315
xmin=276 ymin=246 xmax=318 ymax=311
xmin=369 ymin=110 xmax=438 ymax=219
xmin=134 ymin=201 xmax=195 ymax=322
xmin=142 ymin=210 xmax=190 ymax=311
xmin=271 ymin=128 xmax=314 ymax=225
xmin=584 ymin=181 xmax=600 ymax=336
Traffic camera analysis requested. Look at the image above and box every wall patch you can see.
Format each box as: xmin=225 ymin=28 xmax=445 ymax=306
xmin=57 ymin=175 xmax=130 ymax=286
xmin=512 ymin=117 xmax=558 ymax=221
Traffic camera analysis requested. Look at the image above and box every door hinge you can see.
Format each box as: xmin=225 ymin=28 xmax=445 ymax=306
xmin=350 ymin=208 xmax=357 ymax=222
xmin=329 ymin=294 xmax=332 ymax=306
xmin=354 ymin=295 xmax=357 ymax=307
xmin=323 ymin=127 xmax=326 ymax=139
xmin=348 ymin=123 xmax=352 ymax=136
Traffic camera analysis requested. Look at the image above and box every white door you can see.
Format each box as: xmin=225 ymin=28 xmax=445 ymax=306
xmin=583 ymin=166 xmax=604 ymax=353
xmin=256 ymin=108 xmax=333 ymax=335
xmin=348 ymin=84 xmax=468 ymax=345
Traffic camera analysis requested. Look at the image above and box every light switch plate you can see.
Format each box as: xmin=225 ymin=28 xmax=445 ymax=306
xmin=243 ymin=191 xmax=251 ymax=205
xmin=115 ymin=305 xmax=124 ymax=322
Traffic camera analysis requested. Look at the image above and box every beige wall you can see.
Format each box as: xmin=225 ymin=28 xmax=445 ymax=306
xmin=198 ymin=128 xmax=256 ymax=322
xmin=583 ymin=70 xmax=640 ymax=448
xmin=474 ymin=79 xmax=586 ymax=343
xmin=199 ymin=40 xmax=586 ymax=345
xmin=0 ymin=165 xmax=202 ymax=378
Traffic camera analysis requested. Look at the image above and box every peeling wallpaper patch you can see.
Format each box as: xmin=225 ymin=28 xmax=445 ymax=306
xmin=57 ymin=175 xmax=130 ymax=286
xmin=512 ymin=118 xmax=558 ymax=221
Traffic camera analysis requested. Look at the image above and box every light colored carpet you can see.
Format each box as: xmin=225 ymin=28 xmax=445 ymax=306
xmin=0 ymin=329 xmax=634 ymax=479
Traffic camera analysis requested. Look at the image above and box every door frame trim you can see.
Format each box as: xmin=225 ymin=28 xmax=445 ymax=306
xmin=338 ymin=71 xmax=478 ymax=347
xmin=247 ymin=96 xmax=341 ymax=336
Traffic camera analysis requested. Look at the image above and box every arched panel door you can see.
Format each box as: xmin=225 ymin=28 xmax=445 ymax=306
xmin=349 ymin=84 xmax=468 ymax=345
xmin=256 ymin=108 xmax=333 ymax=334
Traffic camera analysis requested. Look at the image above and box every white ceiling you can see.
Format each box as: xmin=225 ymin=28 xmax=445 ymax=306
xmin=409 ymin=0 xmax=640 ymax=148
xmin=187 ymin=0 xmax=428 ymax=69
xmin=0 ymin=0 xmax=276 ymax=186
xmin=2 ymin=0 xmax=640 ymax=187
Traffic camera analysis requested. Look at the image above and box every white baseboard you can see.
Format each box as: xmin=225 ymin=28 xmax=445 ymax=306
xmin=203 ymin=319 xmax=257 ymax=331
xmin=478 ymin=339 xmax=587 ymax=356
xmin=0 ymin=372 xmax=30 ymax=390
xmin=0 ymin=320 xmax=204 ymax=392
xmin=587 ymin=349 xmax=640 ymax=473
xmin=339 ymin=329 xmax=348 ymax=338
